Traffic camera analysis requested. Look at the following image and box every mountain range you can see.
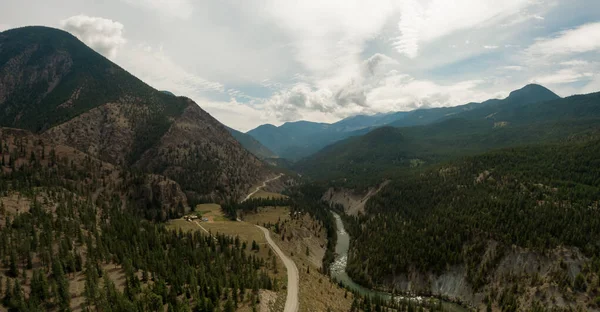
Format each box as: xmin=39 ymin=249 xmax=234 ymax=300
xmin=241 ymin=84 xmax=564 ymax=161
xmin=293 ymin=84 xmax=600 ymax=184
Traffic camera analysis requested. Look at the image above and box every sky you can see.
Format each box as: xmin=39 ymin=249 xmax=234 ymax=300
xmin=2 ymin=0 xmax=600 ymax=131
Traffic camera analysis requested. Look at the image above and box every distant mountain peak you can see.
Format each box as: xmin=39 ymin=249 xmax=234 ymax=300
xmin=506 ymin=84 xmax=560 ymax=103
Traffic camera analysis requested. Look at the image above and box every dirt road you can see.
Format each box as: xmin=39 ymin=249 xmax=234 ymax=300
xmin=242 ymin=173 xmax=284 ymax=202
xmin=257 ymin=226 xmax=299 ymax=312
xmin=193 ymin=220 xmax=210 ymax=235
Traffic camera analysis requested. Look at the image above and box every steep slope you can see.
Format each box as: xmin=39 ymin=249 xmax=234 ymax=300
xmin=0 ymin=26 xmax=269 ymax=201
xmin=0 ymin=127 xmax=188 ymax=219
xmin=226 ymin=126 xmax=278 ymax=159
xmin=133 ymin=103 xmax=267 ymax=201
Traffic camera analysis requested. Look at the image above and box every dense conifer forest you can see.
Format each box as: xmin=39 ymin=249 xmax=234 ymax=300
xmin=0 ymin=129 xmax=277 ymax=311
xmin=345 ymin=138 xmax=600 ymax=296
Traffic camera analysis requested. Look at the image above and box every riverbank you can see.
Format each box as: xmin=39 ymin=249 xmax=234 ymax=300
xmin=329 ymin=211 xmax=470 ymax=312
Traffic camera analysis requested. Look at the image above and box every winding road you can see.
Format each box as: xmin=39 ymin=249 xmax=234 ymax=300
xmin=257 ymin=226 xmax=299 ymax=312
xmin=242 ymin=173 xmax=284 ymax=202
xmin=240 ymin=173 xmax=299 ymax=311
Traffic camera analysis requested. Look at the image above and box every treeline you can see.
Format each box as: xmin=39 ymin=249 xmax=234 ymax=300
xmin=345 ymin=138 xmax=600 ymax=291
xmin=221 ymin=197 xmax=291 ymax=220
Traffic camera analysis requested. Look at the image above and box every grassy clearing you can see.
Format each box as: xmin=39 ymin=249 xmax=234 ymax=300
xmin=166 ymin=219 xmax=199 ymax=232
xmin=194 ymin=203 xmax=229 ymax=221
xmin=243 ymin=206 xmax=290 ymax=225
xmin=250 ymin=190 xmax=288 ymax=200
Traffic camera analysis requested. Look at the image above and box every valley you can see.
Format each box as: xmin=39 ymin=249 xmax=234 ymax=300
xmin=1 ymin=18 xmax=600 ymax=312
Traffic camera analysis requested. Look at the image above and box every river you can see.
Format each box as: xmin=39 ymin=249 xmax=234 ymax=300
xmin=329 ymin=211 xmax=469 ymax=312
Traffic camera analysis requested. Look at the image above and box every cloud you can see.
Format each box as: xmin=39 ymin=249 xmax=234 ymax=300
xmin=119 ymin=43 xmax=224 ymax=94
xmin=559 ymin=60 xmax=589 ymax=66
xmin=526 ymin=22 xmax=600 ymax=57
xmin=256 ymin=51 xmax=503 ymax=122
xmin=364 ymin=53 xmax=399 ymax=76
xmin=531 ymin=69 xmax=594 ymax=85
xmin=501 ymin=65 xmax=524 ymax=71
xmin=0 ymin=24 xmax=10 ymax=32
xmin=484 ymin=45 xmax=499 ymax=49
xmin=502 ymin=13 xmax=545 ymax=27
xmin=121 ymin=0 xmax=193 ymax=19
xmin=393 ymin=0 xmax=530 ymax=58
xmin=366 ymin=73 xmax=491 ymax=112
xmin=60 ymin=15 xmax=126 ymax=59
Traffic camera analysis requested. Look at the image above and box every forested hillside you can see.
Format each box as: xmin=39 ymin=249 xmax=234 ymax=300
xmin=0 ymin=128 xmax=278 ymax=311
xmin=0 ymin=26 xmax=270 ymax=202
xmin=345 ymin=138 xmax=600 ymax=310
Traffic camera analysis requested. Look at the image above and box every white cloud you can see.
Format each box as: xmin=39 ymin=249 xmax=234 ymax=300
xmin=393 ymin=0 xmax=530 ymax=58
xmin=559 ymin=60 xmax=589 ymax=66
xmin=502 ymin=13 xmax=545 ymax=27
xmin=484 ymin=45 xmax=499 ymax=49
xmin=502 ymin=65 xmax=524 ymax=71
xmin=364 ymin=53 xmax=399 ymax=75
xmin=121 ymin=0 xmax=193 ymax=19
xmin=365 ymin=74 xmax=492 ymax=112
xmin=60 ymin=15 xmax=126 ymax=59
xmin=119 ymin=43 xmax=224 ymax=94
xmin=263 ymin=0 xmax=394 ymax=79
xmin=582 ymin=76 xmax=600 ymax=94
xmin=201 ymin=98 xmax=269 ymax=132
xmin=526 ymin=22 xmax=600 ymax=57
xmin=256 ymin=52 xmax=505 ymax=122
xmin=531 ymin=69 xmax=594 ymax=84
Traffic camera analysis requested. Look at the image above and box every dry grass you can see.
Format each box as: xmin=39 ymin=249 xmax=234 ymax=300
xmin=270 ymin=213 xmax=354 ymax=312
xmin=166 ymin=219 xmax=200 ymax=232
xmin=194 ymin=203 xmax=229 ymax=221
xmin=243 ymin=206 xmax=290 ymax=225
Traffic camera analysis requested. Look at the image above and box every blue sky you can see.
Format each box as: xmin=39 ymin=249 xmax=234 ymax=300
xmin=2 ymin=0 xmax=600 ymax=131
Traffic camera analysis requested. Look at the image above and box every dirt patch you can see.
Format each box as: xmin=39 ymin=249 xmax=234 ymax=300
xmin=258 ymin=289 xmax=278 ymax=312
xmin=322 ymin=180 xmax=390 ymax=216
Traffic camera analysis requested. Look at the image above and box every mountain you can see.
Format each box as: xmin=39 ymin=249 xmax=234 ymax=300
xmin=226 ymin=126 xmax=278 ymax=159
xmin=388 ymin=84 xmax=560 ymax=128
xmin=296 ymin=86 xmax=599 ymax=185
xmin=247 ymin=113 xmax=409 ymax=160
xmin=0 ymin=26 xmax=269 ymax=202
